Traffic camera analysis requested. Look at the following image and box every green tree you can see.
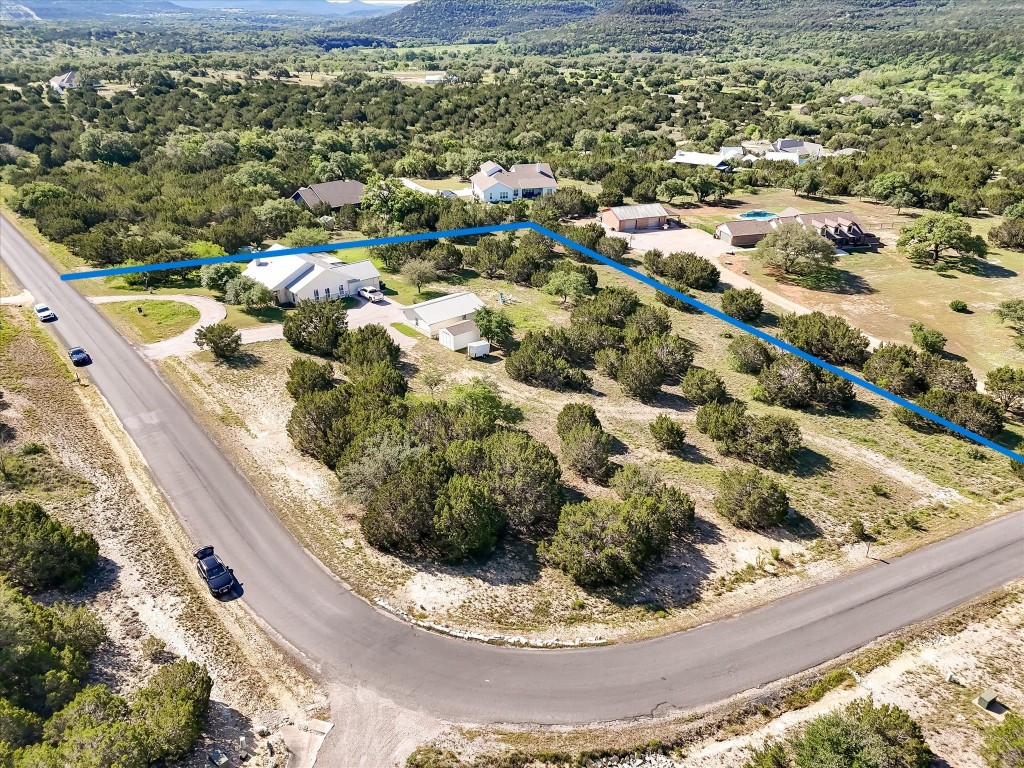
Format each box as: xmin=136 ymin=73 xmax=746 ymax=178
xmin=864 ymin=344 xmax=927 ymax=397
xmin=253 ymin=198 xmax=305 ymax=237
xmin=897 ymin=212 xmax=987 ymax=271
xmin=617 ymin=346 xmax=666 ymax=401
xmin=474 ymin=307 xmax=516 ymax=349
xmin=0 ymin=501 xmax=98 ymax=593
xmin=198 ymin=262 xmax=242 ymax=294
xmin=721 ymin=288 xmax=764 ymax=322
xmin=729 ymin=335 xmax=776 ymax=374
xmin=792 ymin=699 xmax=930 ymax=768
xmin=910 ymin=322 xmax=946 ymax=353
xmin=778 ymin=311 xmax=870 ymax=366
xmin=286 ymin=387 xmax=351 ymax=467
xmin=285 ymin=358 xmax=334 ymax=400
xmin=650 ymin=414 xmax=686 ymax=451
xmin=401 ymin=258 xmax=437 ymax=296
xmin=543 ymin=270 xmax=593 ymax=305
xmin=556 ymin=402 xmax=601 ymax=440
xmin=12 ymin=181 xmax=69 ymax=216
xmin=362 ymin=452 xmax=452 ymax=554
xmin=283 ymin=226 xmax=330 ymax=247
xmin=283 ymin=299 xmax=348 ymax=356
xmin=714 ymin=467 xmax=789 ymax=529
xmin=742 ymin=742 xmax=790 ymax=768
xmin=982 ymin=711 xmax=1024 ymax=767
xmin=449 ymin=378 xmax=522 ymax=428
xmin=985 ymin=366 xmax=1024 ymax=412
xmin=432 ymin=474 xmax=503 ymax=561
xmin=194 ymin=323 xmax=241 ymax=360
xmin=478 ymin=430 xmax=563 ymax=530
xmin=679 ymin=367 xmax=727 ymax=405
xmin=868 ymin=171 xmax=919 ymax=213
xmin=754 ymin=222 xmax=838 ymax=277
xmin=130 ymin=660 xmax=213 ymax=762
xmin=540 ymin=496 xmax=676 ymax=586
xmin=222 ymin=275 xmax=274 ymax=309
xmin=335 ymin=324 xmax=401 ymax=369
xmin=561 ymin=424 xmax=612 ymax=480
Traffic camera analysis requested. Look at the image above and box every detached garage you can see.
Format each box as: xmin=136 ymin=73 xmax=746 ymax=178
xmin=602 ymin=203 xmax=670 ymax=232
xmin=439 ymin=319 xmax=482 ymax=351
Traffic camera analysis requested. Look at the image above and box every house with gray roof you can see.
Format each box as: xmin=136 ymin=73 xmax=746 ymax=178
xmin=470 ymin=162 xmax=557 ymax=203
xmin=290 ymin=179 xmax=365 ymax=210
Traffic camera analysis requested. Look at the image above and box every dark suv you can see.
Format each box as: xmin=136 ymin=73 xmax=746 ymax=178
xmin=193 ymin=545 xmax=235 ymax=596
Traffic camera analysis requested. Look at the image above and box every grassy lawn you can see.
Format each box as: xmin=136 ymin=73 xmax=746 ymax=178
xmin=408 ymin=177 xmax=471 ymax=192
xmin=222 ymin=304 xmax=288 ymax=329
xmin=391 ymin=322 xmax=421 ymax=338
xmin=97 ymin=300 xmax=200 ymax=344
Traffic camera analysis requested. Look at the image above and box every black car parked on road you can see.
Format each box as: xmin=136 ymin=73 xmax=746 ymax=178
xmin=193 ymin=545 xmax=235 ymax=596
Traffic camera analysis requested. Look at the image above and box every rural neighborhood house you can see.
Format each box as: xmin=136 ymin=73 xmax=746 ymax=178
xmin=243 ymin=244 xmax=381 ymax=305
xmin=715 ymin=210 xmax=878 ymax=248
xmin=471 ymin=161 xmax=558 ymax=202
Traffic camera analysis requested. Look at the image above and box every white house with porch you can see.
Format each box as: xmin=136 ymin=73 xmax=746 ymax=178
xmin=242 ymin=244 xmax=381 ymax=305
xmin=402 ymin=292 xmax=485 ymax=338
xmin=471 ymin=161 xmax=558 ymax=203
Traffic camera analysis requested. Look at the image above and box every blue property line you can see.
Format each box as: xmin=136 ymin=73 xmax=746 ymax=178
xmin=62 ymin=222 xmax=1023 ymax=464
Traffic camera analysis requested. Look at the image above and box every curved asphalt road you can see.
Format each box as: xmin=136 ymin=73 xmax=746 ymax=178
xmin=3 ymin=212 xmax=1023 ymax=725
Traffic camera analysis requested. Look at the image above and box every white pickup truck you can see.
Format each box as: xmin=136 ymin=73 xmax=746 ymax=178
xmin=358 ymin=286 xmax=385 ymax=303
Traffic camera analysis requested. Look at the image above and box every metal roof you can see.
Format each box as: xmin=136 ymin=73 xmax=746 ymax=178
xmin=606 ymin=203 xmax=669 ymax=220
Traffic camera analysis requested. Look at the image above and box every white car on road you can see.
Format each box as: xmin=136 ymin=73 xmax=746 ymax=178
xmin=33 ymin=303 xmax=56 ymax=321
xmin=358 ymin=286 xmax=385 ymax=303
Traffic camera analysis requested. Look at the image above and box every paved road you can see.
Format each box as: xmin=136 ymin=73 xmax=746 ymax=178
xmin=3 ymin=212 xmax=1023 ymax=726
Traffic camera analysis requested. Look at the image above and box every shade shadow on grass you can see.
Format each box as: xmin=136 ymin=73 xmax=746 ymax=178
xmin=223 ymin=352 xmax=262 ymax=370
xmin=788 ymin=267 xmax=875 ymax=295
xmin=601 ymin=517 xmax=720 ymax=611
xmin=790 ymin=445 xmax=834 ymax=478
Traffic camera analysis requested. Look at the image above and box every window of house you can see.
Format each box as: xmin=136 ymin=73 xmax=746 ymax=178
xmin=314 ymin=289 xmax=320 ymax=301
xmin=324 ymin=287 xmax=331 ymax=299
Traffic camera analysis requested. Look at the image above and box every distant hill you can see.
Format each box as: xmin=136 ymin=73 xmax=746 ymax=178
xmin=359 ymin=0 xmax=616 ymax=43
xmin=0 ymin=0 xmax=407 ymax=21
xmin=551 ymin=0 xmax=702 ymax=51
xmin=169 ymin=0 xmax=404 ymax=17
xmin=361 ymin=0 xmax=967 ymax=49
xmin=0 ymin=0 xmax=189 ymax=19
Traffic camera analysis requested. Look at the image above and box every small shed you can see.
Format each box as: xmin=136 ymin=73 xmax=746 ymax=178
xmin=439 ymin=319 xmax=481 ymax=351
xmin=467 ymin=340 xmax=490 ymax=358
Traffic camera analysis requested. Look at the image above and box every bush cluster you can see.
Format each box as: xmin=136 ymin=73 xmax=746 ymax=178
xmin=0 ymin=501 xmax=99 ymax=593
xmin=541 ymin=464 xmax=694 ymax=586
xmin=696 ymin=400 xmax=802 ymax=468
xmin=754 ymin=355 xmax=855 ymax=410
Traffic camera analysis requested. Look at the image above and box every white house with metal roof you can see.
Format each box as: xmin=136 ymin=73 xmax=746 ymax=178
xmin=402 ymin=292 xmax=485 ymax=338
xmin=242 ymin=244 xmax=381 ymax=305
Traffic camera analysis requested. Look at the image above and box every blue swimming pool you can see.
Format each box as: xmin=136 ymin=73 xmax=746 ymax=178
xmin=738 ymin=210 xmax=777 ymax=221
